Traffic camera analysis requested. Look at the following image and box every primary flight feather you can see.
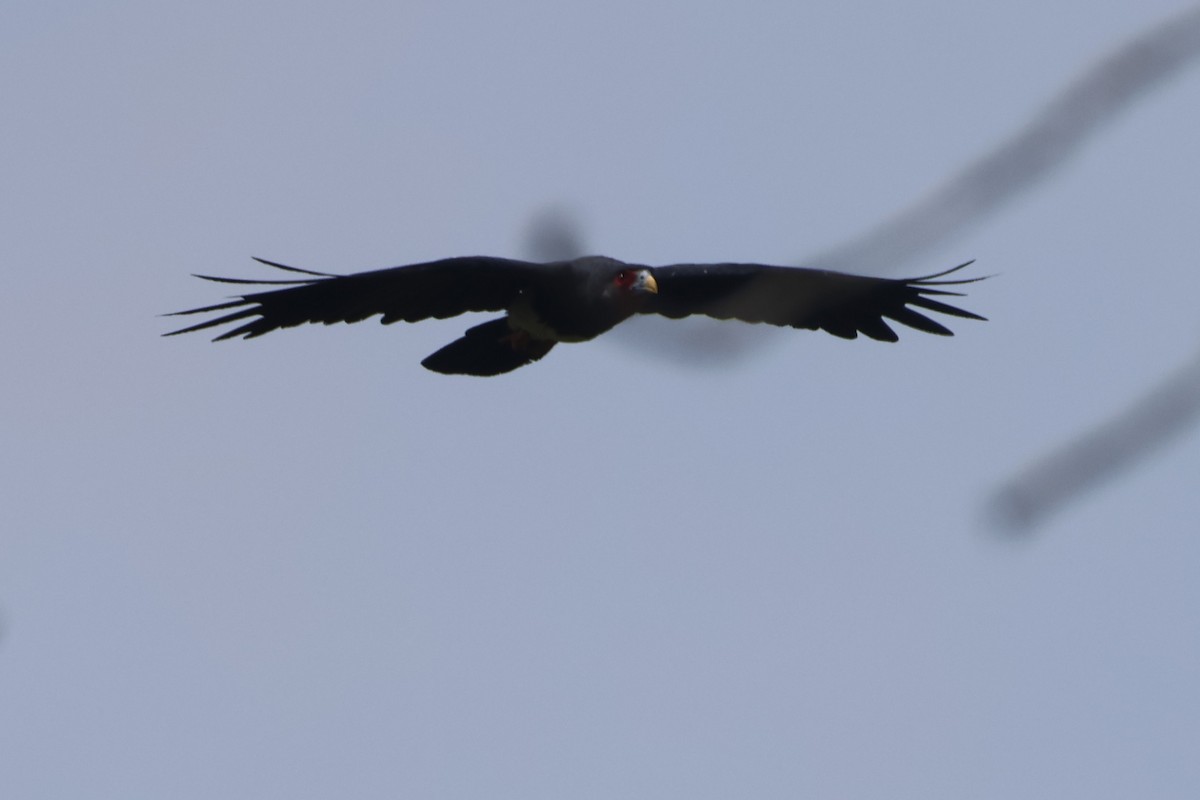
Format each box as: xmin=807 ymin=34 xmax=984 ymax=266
xmin=166 ymin=255 xmax=986 ymax=376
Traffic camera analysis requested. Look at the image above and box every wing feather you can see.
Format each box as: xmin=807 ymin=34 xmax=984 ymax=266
xmin=165 ymin=256 xmax=542 ymax=340
xmin=644 ymin=260 xmax=985 ymax=339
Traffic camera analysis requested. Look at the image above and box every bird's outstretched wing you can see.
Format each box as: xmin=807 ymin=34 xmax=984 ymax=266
xmin=164 ymin=256 xmax=543 ymax=340
xmin=644 ymin=260 xmax=985 ymax=340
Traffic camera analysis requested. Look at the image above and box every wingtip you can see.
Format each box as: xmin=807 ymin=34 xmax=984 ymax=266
xmin=251 ymin=256 xmax=336 ymax=277
xmin=910 ymin=259 xmax=988 ymax=285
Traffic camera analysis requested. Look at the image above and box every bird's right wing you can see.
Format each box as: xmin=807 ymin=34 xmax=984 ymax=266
xmin=644 ymin=260 xmax=986 ymax=341
xmin=164 ymin=256 xmax=544 ymax=340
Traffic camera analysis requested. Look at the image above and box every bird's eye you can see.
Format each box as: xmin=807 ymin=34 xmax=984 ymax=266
xmin=614 ymin=270 xmax=635 ymax=288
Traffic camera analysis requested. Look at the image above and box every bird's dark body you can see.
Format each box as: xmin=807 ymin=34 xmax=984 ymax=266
xmin=166 ymin=254 xmax=987 ymax=376
xmin=516 ymin=256 xmax=642 ymax=340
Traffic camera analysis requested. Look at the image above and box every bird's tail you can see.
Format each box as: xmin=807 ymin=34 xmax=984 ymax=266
xmin=421 ymin=317 xmax=556 ymax=376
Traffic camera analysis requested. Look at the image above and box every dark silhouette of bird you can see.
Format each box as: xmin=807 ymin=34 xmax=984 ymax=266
xmin=165 ymin=255 xmax=986 ymax=376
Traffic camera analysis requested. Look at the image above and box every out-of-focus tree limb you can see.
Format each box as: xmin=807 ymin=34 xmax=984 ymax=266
xmin=624 ymin=5 xmax=1200 ymax=362
xmin=540 ymin=7 xmax=1200 ymax=532
xmin=970 ymin=7 xmax=1200 ymax=533
xmin=990 ymin=344 xmax=1200 ymax=531
xmin=524 ymin=207 xmax=587 ymax=264
xmin=810 ymin=5 xmax=1200 ymax=270
xmin=642 ymin=6 xmax=1200 ymax=531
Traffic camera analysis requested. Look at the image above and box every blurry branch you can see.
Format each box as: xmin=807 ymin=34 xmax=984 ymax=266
xmin=990 ymin=345 xmax=1200 ymax=532
xmin=532 ymin=9 xmax=1200 ymax=532
xmin=812 ymin=4 xmax=1200 ymax=270
xmin=524 ymin=207 xmax=587 ymax=263
xmin=980 ymin=6 xmax=1200 ymax=533
xmin=615 ymin=5 xmax=1200 ymax=368
xmin=633 ymin=5 xmax=1200 ymax=529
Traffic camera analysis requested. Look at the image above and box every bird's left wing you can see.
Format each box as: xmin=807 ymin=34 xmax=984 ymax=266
xmin=165 ymin=256 xmax=544 ymax=340
xmin=643 ymin=260 xmax=986 ymax=340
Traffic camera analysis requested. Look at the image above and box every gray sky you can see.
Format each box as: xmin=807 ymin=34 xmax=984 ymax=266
xmin=3 ymin=1 xmax=1199 ymax=797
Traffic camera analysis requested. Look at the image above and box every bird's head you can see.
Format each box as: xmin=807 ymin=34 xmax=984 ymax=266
xmin=606 ymin=267 xmax=658 ymax=305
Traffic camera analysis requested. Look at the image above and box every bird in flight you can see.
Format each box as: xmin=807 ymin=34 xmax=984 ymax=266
xmin=166 ymin=255 xmax=986 ymax=376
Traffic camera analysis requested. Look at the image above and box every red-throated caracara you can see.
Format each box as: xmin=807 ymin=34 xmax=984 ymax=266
xmin=166 ymin=255 xmax=985 ymax=376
